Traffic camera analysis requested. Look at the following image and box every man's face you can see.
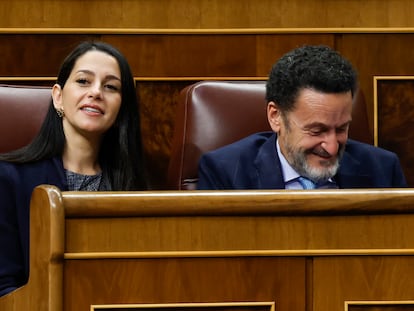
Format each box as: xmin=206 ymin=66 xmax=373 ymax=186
xmin=267 ymin=88 xmax=353 ymax=182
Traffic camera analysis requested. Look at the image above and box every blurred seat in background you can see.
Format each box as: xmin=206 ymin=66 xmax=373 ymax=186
xmin=0 ymin=84 xmax=51 ymax=153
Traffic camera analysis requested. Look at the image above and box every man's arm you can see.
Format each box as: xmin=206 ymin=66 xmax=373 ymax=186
xmin=197 ymin=154 xmax=228 ymax=190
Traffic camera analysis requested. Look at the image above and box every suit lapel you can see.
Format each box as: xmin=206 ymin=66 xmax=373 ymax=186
xmin=254 ymin=133 xmax=286 ymax=189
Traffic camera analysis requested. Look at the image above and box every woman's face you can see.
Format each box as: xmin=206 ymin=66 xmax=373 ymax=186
xmin=52 ymin=50 xmax=122 ymax=140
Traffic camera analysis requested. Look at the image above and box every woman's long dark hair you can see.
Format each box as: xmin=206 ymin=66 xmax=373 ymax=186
xmin=0 ymin=41 xmax=147 ymax=190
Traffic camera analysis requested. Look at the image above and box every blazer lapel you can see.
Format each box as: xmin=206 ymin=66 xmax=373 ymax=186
xmin=254 ymin=133 xmax=286 ymax=189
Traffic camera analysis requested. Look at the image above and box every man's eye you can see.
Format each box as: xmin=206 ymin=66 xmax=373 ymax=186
xmin=336 ymin=125 xmax=350 ymax=134
xmin=309 ymin=129 xmax=323 ymax=136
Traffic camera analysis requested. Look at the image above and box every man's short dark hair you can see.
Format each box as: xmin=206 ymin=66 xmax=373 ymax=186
xmin=265 ymin=45 xmax=358 ymax=112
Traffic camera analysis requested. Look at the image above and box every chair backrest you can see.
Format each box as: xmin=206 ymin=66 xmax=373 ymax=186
xmin=0 ymin=84 xmax=51 ymax=153
xmin=167 ymin=80 xmax=373 ymax=190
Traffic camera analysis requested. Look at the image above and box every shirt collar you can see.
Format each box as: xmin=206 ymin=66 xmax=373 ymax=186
xmin=276 ymin=138 xmax=300 ymax=183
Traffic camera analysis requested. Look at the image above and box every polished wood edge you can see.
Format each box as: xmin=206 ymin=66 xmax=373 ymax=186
xmin=62 ymin=188 xmax=413 ymax=197
xmin=90 ymin=301 xmax=275 ymax=310
xmin=64 ymin=249 xmax=414 ymax=260
xmin=61 ymin=188 xmax=414 ymax=217
xmin=346 ymin=300 xmax=414 ymax=305
xmin=38 ymin=185 xmax=65 ymax=311
xmin=345 ymin=300 xmax=414 ymax=311
xmin=0 ymin=77 xmax=56 ymax=81
xmin=1 ymin=27 xmax=414 ymax=34
xmin=373 ymin=75 xmax=414 ymax=146
xmin=373 ymin=76 xmax=414 ymax=80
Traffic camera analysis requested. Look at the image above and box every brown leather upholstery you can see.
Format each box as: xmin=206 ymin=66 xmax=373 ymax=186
xmin=0 ymin=84 xmax=51 ymax=153
xmin=167 ymin=80 xmax=373 ymax=190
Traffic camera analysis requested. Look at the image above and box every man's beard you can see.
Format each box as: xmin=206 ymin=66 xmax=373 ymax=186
xmin=284 ymin=139 xmax=345 ymax=183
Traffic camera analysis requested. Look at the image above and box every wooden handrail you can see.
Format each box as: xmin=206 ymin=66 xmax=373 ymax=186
xmin=62 ymin=188 xmax=413 ymax=217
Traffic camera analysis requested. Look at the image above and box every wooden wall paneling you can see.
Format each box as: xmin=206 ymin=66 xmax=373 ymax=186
xmin=102 ymin=34 xmax=259 ymax=77
xmin=374 ymin=77 xmax=414 ymax=187
xmin=137 ymin=80 xmax=191 ymax=189
xmin=0 ymin=34 xmax=102 ymax=76
xmin=336 ymin=33 xmax=414 ymax=137
xmin=64 ymin=213 xmax=414 ymax=253
xmin=103 ymin=33 xmax=336 ymax=78
xmin=64 ymin=257 xmax=305 ymax=311
xmin=1 ymin=1 xmax=414 ymax=28
xmin=0 ymin=33 xmax=335 ymax=78
xmin=313 ymin=257 xmax=414 ymax=311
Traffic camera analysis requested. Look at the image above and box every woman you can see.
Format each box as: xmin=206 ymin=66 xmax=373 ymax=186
xmin=0 ymin=41 xmax=147 ymax=296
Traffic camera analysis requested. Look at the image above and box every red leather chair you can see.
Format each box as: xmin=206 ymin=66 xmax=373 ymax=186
xmin=167 ymin=80 xmax=372 ymax=190
xmin=0 ymin=84 xmax=51 ymax=153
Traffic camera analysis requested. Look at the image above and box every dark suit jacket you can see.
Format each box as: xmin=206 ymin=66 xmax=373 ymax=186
xmin=197 ymin=132 xmax=407 ymax=190
xmin=0 ymin=157 xmax=67 ymax=297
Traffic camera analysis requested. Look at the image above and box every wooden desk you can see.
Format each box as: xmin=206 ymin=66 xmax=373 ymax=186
xmin=2 ymin=185 xmax=414 ymax=311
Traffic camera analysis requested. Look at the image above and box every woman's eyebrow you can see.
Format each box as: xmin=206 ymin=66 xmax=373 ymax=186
xmin=75 ymin=70 xmax=121 ymax=81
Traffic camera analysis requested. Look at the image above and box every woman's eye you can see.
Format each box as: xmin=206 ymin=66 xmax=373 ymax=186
xmin=105 ymin=84 xmax=120 ymax=91
xmin=76 ymin=78 xmax=89 ymax=85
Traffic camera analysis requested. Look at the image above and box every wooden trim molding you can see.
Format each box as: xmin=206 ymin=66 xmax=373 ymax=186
xmin=0 ymin=77 xmax=56 ymax=82
xmin=345 ymin=300 xmax=414 ymax=311
xmin=64 ymin=249 xmax=414 ymax=260
xmin=1 ymin=27 xmax=414 ymax=34
xmin=90 ymin=302 xmax=275 ymax=311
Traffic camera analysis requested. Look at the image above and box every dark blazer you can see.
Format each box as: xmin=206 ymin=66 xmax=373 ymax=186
xmin=0 ymin=157 xmax=67 ymax=297
xmin=197 ymin=132 xmax=407 ymax=190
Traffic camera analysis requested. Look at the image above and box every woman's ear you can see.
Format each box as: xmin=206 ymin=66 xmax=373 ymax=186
xmin=267 ymin=101 xmax=282 ymax=133
xmin=51 ymin=84 xmax=63 ymax=110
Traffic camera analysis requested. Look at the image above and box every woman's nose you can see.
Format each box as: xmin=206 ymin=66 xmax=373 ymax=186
xmin=88 ymin=83 xmax=102 ymax=98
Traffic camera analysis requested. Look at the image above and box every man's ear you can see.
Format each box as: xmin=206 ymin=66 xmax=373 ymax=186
xmin=267 ymin=101 xmax=282 ymax=133
xmin=51 ymin=84 xmax=63 ymax=110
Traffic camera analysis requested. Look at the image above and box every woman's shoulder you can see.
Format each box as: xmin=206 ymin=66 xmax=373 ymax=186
xmin=0 ymin=157 xmax=53 ymax=171
xmin=0 ymin=160 xmax=19 ymax=177
xmin=0 ymin=157 xmax=64 ymax=185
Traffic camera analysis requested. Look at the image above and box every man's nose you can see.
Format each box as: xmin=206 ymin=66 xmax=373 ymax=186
xmin=321 ymin=132 xmax=339 ymax=155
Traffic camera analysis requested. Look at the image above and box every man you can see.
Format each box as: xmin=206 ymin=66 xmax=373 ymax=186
xmin=197 ymin=45 xmax=407 ymax=190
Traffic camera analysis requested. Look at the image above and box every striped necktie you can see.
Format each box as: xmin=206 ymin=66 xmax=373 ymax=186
xmin=297 ymin=176 xmax=316 ymax=189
